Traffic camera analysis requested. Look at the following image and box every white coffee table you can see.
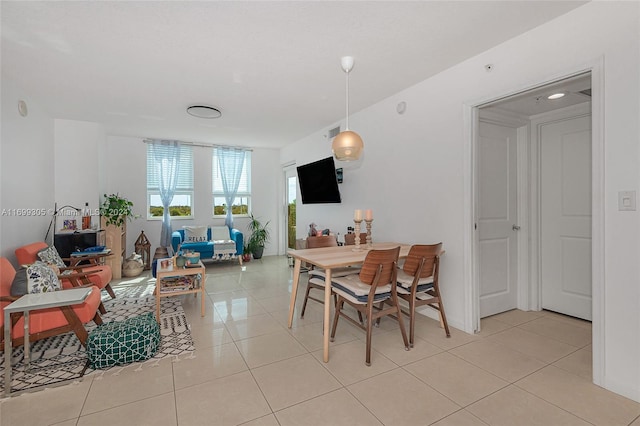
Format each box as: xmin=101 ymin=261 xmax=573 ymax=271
xmin=3 ymin=287 xmax=92 ymax=396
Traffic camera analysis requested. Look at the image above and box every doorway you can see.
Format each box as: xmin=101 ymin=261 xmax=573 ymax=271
xmin=467 ymin=64 xmax=605 ymax=386
xmin=284 ymin=165 xmax=298 ymax=251
xmin=476 ymin=72 xmax=593 ymax=321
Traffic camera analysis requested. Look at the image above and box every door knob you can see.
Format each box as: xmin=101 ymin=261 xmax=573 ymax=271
xmin=512 ymin=225 xmax=521 ymax=231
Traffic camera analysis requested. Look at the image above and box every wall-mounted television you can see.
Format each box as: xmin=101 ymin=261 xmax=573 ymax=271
xmin=297 ymin=157 xmax=342 ymax=204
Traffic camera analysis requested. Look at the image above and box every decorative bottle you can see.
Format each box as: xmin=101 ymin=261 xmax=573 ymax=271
xmin=82 ymin=202 xmax=91 ymax=230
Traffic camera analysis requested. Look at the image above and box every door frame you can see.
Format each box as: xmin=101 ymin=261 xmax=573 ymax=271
xmin=281 ymin=163 xmax=297 ymax=255
xmin=463 ymin=58 xmax=605 ymax=386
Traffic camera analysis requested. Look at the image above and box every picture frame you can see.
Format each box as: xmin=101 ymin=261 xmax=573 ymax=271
xmin=63 ymin=219 xmax=77 ymax=230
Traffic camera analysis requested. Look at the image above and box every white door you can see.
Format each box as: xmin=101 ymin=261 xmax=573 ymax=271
xmin=540 ymin=115 xmax=592 ymax=320
xmin=478 ymin=120 xmax=519 ymax=317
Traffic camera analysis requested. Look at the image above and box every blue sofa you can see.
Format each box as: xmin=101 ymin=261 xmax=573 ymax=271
xmin=171 ymin=226 xmax=244 ymax=264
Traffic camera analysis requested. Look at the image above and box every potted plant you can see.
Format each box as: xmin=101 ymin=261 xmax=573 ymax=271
xmin=100 ymin=193 xmax=137 ymax=226
xmin=242 ymin=242 xmax=252 ymax=262
xmin=247 ymin=213 xmax=270 ymax=259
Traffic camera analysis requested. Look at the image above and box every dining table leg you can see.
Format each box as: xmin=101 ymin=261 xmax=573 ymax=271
xmin=287 ymin=258 xmax=302 ymax=328
xmin=323 ymin=268 xmax=332 ymax=362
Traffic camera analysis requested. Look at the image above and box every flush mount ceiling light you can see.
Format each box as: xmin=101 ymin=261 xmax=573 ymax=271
xmin=332 ymin=56 xmax=364 ymax=162
xmin=547 ymin=93 xmax=566 ymax=100
xmin=186 ymin=105 xmax=222 ymax=119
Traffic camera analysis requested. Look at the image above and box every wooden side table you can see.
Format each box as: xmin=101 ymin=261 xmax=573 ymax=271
xmin=155 ymin=258 xmax=206 ymax=322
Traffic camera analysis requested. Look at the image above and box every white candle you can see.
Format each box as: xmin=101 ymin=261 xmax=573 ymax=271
xmin=365 ymin=209 xmax=373 ymax=220
xmin=354 ymin=209 xmax=362 ymax=221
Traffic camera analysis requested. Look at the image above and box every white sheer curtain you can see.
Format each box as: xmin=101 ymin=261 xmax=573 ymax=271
xmin=150 ymin=140 xmax=182 ymax=249
xmin=216 ymin=147 xmax=246 ymax=228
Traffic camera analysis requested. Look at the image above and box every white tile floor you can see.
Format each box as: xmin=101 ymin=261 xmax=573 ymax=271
xmin=2 ymin=256 xmax=640 ymax=426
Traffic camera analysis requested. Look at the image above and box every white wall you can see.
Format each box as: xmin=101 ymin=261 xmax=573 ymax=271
xmin=0 ymin=77 xmax=55 ymax=265
xmin=281 ymin=2 xmax=640 ymax=401
xmin=54 ymin=119 xmax=104 ymax=229
xmin=104 ymin=136 xmax=281 ymax=258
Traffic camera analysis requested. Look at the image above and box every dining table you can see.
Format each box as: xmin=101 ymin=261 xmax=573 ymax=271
xmin=287 ymin=242 xmax=411 ymax=362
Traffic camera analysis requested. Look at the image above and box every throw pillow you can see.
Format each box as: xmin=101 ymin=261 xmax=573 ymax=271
xmin=37 ymin=246 xmax=66 ymax=268
xmin=183 ymin=226 xmax=208 ymax=243
xmin=210 ymin=226 xmax=231 ymax=241
xmin=11 ymin=268 xmax=28 ymax=297
xmin=37 ymin=246 xmax=73 ymax=275
xmin=26 ymin=261 xmax=62 ymax=293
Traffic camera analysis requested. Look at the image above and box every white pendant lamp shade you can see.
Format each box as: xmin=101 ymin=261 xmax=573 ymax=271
xmin=333 ymin=56 xmax=363 ymax=162
xmin=332 ymin=130 xmax=364 ymax=161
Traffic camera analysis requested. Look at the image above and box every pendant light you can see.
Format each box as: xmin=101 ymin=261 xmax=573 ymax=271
xmin=332 ymin=56 xmax=364 ymax=161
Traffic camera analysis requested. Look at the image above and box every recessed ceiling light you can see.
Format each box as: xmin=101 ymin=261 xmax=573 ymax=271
xmin=547 ymin=93 xmax=566 ymax=100
xmin=186 ymin=105 xmax=222 ymax=119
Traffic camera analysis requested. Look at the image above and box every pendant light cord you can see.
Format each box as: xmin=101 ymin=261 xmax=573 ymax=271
xmin=345 ymin=69 xmax=350 ymax=130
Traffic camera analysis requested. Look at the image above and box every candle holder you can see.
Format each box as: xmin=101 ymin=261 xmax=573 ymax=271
xmin=364 ymin=219 xmax=373 ymax=249
xmin=353 ymin=219 xmax=363 ymax=251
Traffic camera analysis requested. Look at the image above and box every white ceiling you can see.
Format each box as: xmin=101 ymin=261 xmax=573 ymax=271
xmin=2 ymin=1 xmax=588 ymax=149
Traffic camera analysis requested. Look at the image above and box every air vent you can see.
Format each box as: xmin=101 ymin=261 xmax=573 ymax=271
xmin=579 ymin=89 xmax=592 ymax=97
xmin=328 ymin=126 xmax=341 ymax=139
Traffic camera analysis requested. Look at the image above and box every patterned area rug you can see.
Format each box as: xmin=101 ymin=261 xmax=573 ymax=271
xmin=0 ymin=283 xmax=195 ymax=394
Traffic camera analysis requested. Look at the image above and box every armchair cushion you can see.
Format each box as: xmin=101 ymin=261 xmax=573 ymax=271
xmin=26 ymin=261 xmax=62 ymax=293
xmin=9 ymin=285 xmax=102 ymax=340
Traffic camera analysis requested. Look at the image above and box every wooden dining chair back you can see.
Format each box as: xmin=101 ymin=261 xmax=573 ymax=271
xmin=300 ymin=235 xmax=360 ymax=318
xmin=330 ymin=246 xmax=409 ymax=365
xmin=0 ymin=257 xmax=103 ymax=349
xmin=396 ymin=243 xmax=449 ymax=346
xmin=344 ymin=233 xmax=367 ymax=246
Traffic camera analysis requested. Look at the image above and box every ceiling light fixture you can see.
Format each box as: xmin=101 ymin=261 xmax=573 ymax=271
xmin=547 ymin=93 xmax=566 ymax=100
xmin=186 ymin=105 xmax=222 ymax=119
xmin=332 ymin=56 xmax=364 ymax=162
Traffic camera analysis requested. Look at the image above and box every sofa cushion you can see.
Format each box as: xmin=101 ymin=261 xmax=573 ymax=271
xmin=183 ymin=226 xmax=208 ymax=243
xmin=180 ymin=242 xmax=213 ymax=251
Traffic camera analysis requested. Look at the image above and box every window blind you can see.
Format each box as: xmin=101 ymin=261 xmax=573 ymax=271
xmin=147 ymin=144 xmax=193 ymax=190
xmin=212 ymin=149 xmax=251 ymax=193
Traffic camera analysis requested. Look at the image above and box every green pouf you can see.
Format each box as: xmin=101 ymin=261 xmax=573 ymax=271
xmin=86 ymin=312 xmax=161 ymax=369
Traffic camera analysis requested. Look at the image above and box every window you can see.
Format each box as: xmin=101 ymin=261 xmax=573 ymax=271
xmin=147 ymin=144 xmax=194 ymax=219
xmin=212 ymin=150 xmax=251 ymax=217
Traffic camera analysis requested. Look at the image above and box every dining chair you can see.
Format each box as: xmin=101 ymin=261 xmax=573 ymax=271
xmin=343 ymin=233 xmax=367 ymax=246
xmin=0 ymin=257 xmax=103 ymax=348
xmin=300 ymin=235 xmax=360 ymax=318
xmin=330 ymin=246 xmax=409 ymax=365
xmin=395 ymin=243 xmax=449 ymax=346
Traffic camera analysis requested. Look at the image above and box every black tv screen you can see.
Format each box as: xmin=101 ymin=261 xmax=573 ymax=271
xmin=297 ymin=157 xmax=342 ymax=204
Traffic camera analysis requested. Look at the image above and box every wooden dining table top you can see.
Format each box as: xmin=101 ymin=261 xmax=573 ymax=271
xmin=287 ymin=242 xmax=412 ymax=269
